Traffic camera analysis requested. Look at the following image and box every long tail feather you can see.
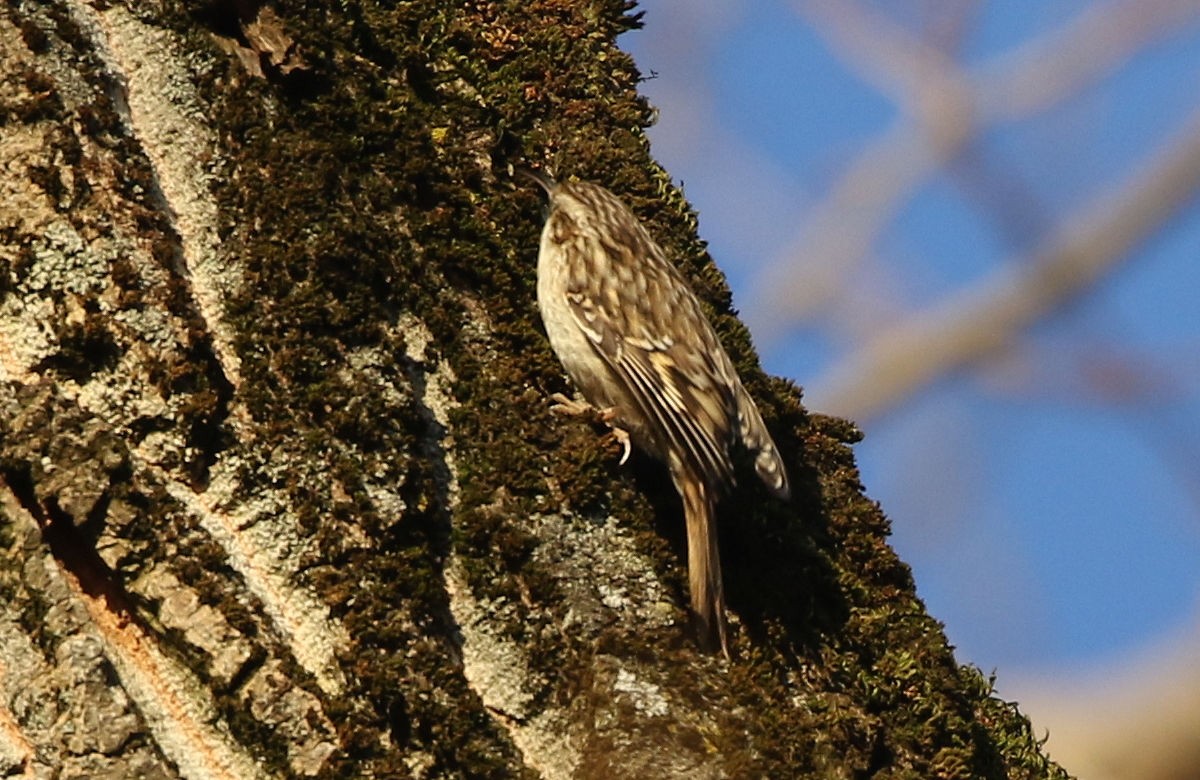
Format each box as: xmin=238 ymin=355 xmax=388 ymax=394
xmin=678 ymin=472 xmax=727 ymax=656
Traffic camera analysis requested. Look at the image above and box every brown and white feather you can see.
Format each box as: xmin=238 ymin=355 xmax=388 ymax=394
xmin=528 ymin=172 xmax=789 ymax=654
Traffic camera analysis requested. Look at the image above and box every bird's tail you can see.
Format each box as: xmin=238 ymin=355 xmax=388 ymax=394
xmin=678 ymin=471 xmax=728 ymax=657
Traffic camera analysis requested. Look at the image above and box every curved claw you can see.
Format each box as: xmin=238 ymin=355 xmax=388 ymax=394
xmin=595 ymin=408 xmax=632 ymax=465
xmin=547 ymin=394 xmax=632 ymax=466
xmin=613 ymin=427 xmax=632 ymax=465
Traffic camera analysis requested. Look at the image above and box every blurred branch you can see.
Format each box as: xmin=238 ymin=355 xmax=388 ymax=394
xmin=797 ymin=0 xmax=969 ymax=111
xmin=947 ymin=143 xmax=1050 ymax=253
xmin=916 ymin=0 xmax=979 ymax=60
xmin=757 ymin=0 xmax=1200 ymax=328
xmin=758 ymin=122 xmax=942 ymax=327
xmin=807 ymin=101 xmax=1200 ymax=421
xmin=758 ymin=0 xmax=972 ymax=325
xmin=1012 ymin=614 xmax=1200 ymax=780
xmin=977 ymin=0 xmax=1200 ymax=120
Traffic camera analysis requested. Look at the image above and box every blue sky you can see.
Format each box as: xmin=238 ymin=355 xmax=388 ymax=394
xmin=621 ymin=0 xmax=1200 ymax=688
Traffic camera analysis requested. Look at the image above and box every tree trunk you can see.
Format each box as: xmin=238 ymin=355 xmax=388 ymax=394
xmin=0 ymin=1 xmax=1069 ymax=778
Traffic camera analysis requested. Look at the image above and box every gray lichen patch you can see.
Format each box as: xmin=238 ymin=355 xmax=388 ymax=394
xmin=160 ymin=462 xmax=350 ymax=697
xmin=574 ymin=654 xmax=727 ymax=780
xmin=529 ymin=512 xmax=679 ymax=634
xmin=445 ymin=557 xmax=540 ymax=723
xmin=446 ymin=551 xmax=586 ymax=780
xmin=22 ymin=220 xmax=109 ymax=295
xmin=78 ymin=3 xmax=243 ymax=386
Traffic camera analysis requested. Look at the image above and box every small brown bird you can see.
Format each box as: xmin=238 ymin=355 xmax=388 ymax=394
xmin=523 ymin=170 xmax=789 ymax=654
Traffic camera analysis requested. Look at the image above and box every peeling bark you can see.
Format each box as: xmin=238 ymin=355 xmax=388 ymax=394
xmin=0 ymin=2 xmax=1069 ymax=778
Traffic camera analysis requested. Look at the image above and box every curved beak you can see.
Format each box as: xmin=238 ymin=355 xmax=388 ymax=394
xmin=515 ymin=166 xmax=556 ymax=195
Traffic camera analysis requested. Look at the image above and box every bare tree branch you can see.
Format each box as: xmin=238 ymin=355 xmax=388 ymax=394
xmin=808 ymin=101 xmax=1200 ymax=420
xmin=754 ymin=0 xmax=1200 ymax=329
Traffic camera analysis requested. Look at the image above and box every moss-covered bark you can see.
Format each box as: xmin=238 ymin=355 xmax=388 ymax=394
xmin=0 ymin=0 xmax=1070 ymax=777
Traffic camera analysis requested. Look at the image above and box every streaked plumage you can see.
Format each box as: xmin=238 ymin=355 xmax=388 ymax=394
xmin=524 ymin=170 xmax=789 ymax=654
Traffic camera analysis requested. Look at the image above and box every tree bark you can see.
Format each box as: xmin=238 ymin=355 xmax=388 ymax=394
xmin=0 ymin=1 xmax=1069 ymax=778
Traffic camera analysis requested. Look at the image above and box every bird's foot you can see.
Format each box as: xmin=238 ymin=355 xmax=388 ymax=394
xmin=548 ymin=392 xmax=593 ymax=417
xmin=549 ymin=394 xmax=632 ymax=465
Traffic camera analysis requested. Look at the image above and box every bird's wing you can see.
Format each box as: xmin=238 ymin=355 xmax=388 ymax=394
xmin=563 ymin=240 xmax=737 ymax=490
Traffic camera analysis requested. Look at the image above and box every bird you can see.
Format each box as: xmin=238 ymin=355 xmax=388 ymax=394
xmin=521 ymin=169 xmax=790 ymax=655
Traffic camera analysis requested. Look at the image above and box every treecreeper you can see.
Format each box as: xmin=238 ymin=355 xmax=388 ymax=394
xmin=523 ymin=170 xmax=790 ymax=656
